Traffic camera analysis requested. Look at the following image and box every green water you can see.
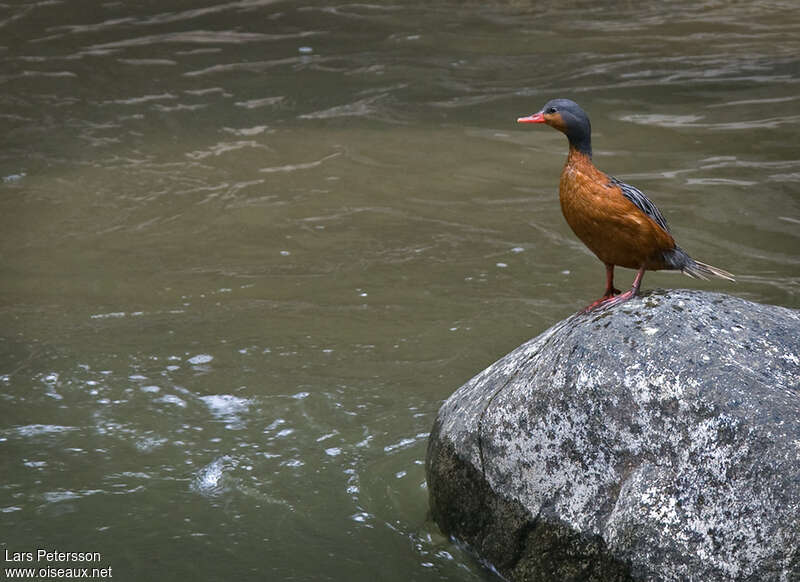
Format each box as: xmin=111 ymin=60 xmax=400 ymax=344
xmin=1 ymin=1 xmax=798 ymax=580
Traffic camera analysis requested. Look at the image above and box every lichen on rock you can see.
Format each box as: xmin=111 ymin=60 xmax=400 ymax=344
xmin=426 ymin=290 xmax=800 ymax=581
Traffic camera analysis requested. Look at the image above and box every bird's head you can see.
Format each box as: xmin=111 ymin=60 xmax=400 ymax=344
xmin=517 ymin=98 xmax=592 ymax=156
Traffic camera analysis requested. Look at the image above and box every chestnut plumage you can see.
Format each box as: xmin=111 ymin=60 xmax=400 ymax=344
xmin=518 ymin=98 xmax=734 ymax=311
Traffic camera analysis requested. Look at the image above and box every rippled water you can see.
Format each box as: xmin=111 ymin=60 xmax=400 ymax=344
xmin=1 ymin=1 xmax=798 ymax=580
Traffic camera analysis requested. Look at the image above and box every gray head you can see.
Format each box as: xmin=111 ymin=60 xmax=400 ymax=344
xmin=518 ymin=98 xmax=592 ymax=156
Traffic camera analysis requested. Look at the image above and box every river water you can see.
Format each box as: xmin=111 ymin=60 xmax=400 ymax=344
xmin=1 ymin=1 xmax=798 ymax=580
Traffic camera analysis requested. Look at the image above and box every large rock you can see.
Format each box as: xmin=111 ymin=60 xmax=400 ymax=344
xmin=426 ymin=289 xmax=800 ymax=581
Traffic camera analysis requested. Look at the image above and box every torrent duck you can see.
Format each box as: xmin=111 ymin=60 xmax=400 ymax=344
xmin=518 ymin=98 xmax=734 ymax=311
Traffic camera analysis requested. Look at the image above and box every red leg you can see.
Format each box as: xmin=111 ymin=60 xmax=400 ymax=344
xmin=602 ymin=263 xmax=621 ymax=299
xmin=581 ymin=264 xmax=622 ymax=311
xmin=582 ymin=266 xmax=646 ymax=312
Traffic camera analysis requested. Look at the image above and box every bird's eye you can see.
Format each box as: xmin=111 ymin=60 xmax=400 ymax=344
xmin=546 ymin=106 xmax=557 ymax=114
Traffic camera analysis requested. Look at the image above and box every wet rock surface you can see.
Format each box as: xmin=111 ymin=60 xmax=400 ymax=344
xmin=426 ymin=290 xmax=800 ymax=581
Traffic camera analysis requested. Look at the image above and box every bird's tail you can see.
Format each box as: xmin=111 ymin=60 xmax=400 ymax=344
xmin=682 ymin=259 xmax=735 ymax=282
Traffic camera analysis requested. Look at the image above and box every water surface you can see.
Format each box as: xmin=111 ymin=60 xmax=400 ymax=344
xmin=1 ymin=1 xmax=798 ymax=580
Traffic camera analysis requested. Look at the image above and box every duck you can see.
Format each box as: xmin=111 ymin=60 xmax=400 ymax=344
xmin=517 ymin=98 xmax=734 ymax=311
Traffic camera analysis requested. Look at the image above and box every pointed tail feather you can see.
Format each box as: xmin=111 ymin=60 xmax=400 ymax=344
xmin=682 ymin=259 xmax=735 ymax=282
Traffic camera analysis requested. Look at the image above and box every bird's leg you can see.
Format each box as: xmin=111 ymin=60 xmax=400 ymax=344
xmin=581 ymin=264 xmax=622 ymax=311
xmin=602 ymin=263 xmax=621 ymax=298
xmin=629 ymin=266 xmax=645 ymax=295
xmin=582 ymin=266 xmax=646 ymax=312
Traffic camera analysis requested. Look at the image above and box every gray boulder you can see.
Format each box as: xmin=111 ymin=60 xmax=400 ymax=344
xmin=426 ymin=289 xmax=800 ymax=581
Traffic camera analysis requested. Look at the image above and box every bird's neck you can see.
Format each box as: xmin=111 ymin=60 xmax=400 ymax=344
xmin=567 ymin=145 xmax=593 ymax=168
xmin=567 ymin=134 xmax=592 ymax=158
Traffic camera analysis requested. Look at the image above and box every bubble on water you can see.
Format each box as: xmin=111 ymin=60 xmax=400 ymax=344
xmin=200 ymin=394 xmax=250 ymax=416
xmin=156 ymin=394 xmax=187 ymax=407
xmin=2 ymin=172 xmax=26 ymax=183
xmin=15 ymin=425 xmax=77 ymax=438
xmin=199 ymin=394 xmax=251 ymax=430
xmin=350 ymin=512 xmax=371 ymax=523
xmin=187 ymin=354 xmax=213 ymax=365
xmin=24 ymin=460 xmax=48 ymax=468
xmin=135 ymin=435 xmax=167 ymax=452
xmin=191 ymin=455 xmax=237 ymax=496
xmin=90 ymin=311 xmax=126 ymax=319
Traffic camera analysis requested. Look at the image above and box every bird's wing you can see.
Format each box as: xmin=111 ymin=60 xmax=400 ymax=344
xmin=609 ymin=176 xmax=671 ymax=233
